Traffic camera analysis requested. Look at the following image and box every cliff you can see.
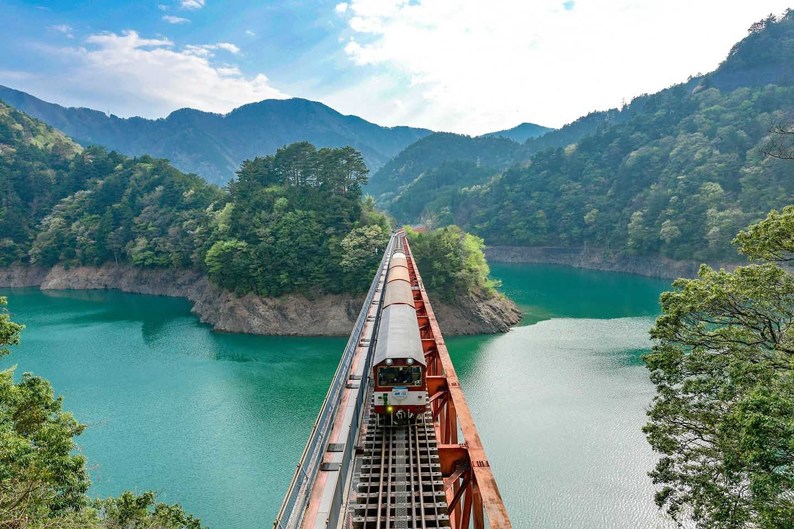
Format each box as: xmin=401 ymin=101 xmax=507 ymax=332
xmin=0 ymin=265 xmax=520 ymax=336
xmin=485 ymin=246 xmax=742 ymax=279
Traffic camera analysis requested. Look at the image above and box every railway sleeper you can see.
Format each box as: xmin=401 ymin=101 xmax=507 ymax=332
xmin=356 ymin=479 xmax=444 ymax=492
xmin=351 ymin=513 xmax=450 ymax=527
xmin=354 ymin=490 xmax=446 ymax=501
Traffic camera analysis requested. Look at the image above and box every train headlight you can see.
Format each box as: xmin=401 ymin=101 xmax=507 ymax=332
xmin=385 ymin=358 xmax=393 ymax=365
xmin=406 ymin=358 xmax=414 ymax=365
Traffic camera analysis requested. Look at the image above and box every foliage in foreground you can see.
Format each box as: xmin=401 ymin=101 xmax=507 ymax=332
xmin=0 ymin=297 xmax=205 ymax=529
xmin=405 ymin=226 xmax=497 ymax=302
xmin=644 ymin=206 xmax=794 ymax=528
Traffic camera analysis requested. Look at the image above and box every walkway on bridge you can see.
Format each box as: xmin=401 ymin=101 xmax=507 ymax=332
xmin=274 ymin=231 xmax=511 ymax=529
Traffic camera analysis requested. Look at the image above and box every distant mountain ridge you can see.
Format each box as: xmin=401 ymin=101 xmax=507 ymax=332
xmin=372 ymin=11 xmax=794 ymax=223
xmin=382 ymin=11 xmax=794 ymax=264
xmin=0 ymin=86 xmax=432 ymax=184
xmin=479 ymin=122 xmax=554 ymax=143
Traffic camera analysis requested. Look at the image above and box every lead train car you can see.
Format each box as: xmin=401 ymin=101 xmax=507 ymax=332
xmin=371 ymin=247 xmax=428 ymax=423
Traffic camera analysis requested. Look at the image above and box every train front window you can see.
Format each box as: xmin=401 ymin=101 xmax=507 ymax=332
xmin=378 ymin=366 xmax=422 ymax=387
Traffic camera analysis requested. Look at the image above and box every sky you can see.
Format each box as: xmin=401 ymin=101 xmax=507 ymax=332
xmin=0 ymin=0 xmax=791 ymax=135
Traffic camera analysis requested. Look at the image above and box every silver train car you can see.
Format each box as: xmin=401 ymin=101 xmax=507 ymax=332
xmin=371 ymin=245 xmax=428 ymax=422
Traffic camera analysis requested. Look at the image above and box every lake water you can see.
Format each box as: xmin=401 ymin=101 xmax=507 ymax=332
xmin=0 ymin=263 xmax=676 ymax=529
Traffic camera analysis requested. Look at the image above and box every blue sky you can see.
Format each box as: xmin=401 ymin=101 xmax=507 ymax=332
xmin=0 ymin=0 xmax=791 ymax=134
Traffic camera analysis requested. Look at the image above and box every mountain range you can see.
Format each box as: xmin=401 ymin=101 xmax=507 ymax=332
xmin=381 ymin=11 xmax=794 ymax=264
xmin=375 ymin=11 xmax=794 ymax=229
xmin=0 ymin=87 xmax=436 ymax=185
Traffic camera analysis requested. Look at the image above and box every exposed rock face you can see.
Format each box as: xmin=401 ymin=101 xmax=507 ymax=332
xmin=0 ymin=265 xmax=520 ymax=336
xmin=485 ymin=246 xmax=742 ymax=279
xmin=434 ymin=291 xmax=523 ymax=335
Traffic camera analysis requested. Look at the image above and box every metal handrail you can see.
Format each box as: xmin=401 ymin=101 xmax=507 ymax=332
xmin=272 ymin=234 xmax=396 ymax=529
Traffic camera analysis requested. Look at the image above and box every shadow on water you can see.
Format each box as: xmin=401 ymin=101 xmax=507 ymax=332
xmin=35 ymin=289 xmax=192 ymax=345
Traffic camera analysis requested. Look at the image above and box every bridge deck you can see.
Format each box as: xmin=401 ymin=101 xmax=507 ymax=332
xmin=351 ymin=411 xmax=450 ymax=528
xmin=274 ymin=232 xmax=511 ymax=529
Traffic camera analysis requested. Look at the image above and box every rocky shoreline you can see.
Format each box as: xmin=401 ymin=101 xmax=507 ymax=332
xmin=0 ymin=264 xmax=521 ymax=336
xmin=485 ymin=246 xmax=743 ymax=279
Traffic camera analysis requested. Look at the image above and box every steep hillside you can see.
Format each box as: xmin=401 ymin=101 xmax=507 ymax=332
xmin=0 ymin=101 xmax=84 ymax=264
xmin=393 ymin=11 xmax=794 ymax=263
xmin=0 ymin=87 xmax=431 ymax=185
xmin=708 ymin=12 xmax=794 ymax=90
xmin=480 ymin=122 xmax=554 ymax=143
xmin=369 ymin=78 xmax=664 ymax=212
xmin=366 ymin=132 xmax=520 ymax=204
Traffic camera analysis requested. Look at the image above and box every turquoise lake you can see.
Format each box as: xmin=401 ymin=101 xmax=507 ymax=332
xmin=1 ymin=263 xmax=677 ymax=528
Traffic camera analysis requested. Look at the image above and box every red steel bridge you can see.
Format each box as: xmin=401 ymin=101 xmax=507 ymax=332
xmin=273 ymin=230 xmax=511 ymax=529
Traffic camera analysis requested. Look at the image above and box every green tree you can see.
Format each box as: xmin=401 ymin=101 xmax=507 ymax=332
xmin=406 ymin=226 xmax=496 ymax=302
xmin=733 ymin=205 xmax=794 ymax=262
xmin=0 ymin=297 xmax=23 ymax=356
xmin=644 ymin=210 xmax=794 ymax=528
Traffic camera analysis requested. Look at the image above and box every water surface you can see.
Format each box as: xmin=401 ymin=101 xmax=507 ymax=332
xmin=2 ymin=263 xmax=675 ymax=528
xmin=447 ymin=263 xmax=674 ymax=528
xmin=0 ymin=288 xmax=344 ymax=529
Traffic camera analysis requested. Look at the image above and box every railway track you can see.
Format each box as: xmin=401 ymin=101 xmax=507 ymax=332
xmin=352 ymin=410 xmax=450 ymax=528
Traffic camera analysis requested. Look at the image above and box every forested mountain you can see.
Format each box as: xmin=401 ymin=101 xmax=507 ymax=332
xmin=387 ymin=11 xmax=794 ymax=263
xmin=367 ymin=83 xmax=663 ymax=209
xmin=0 ymin=102 xmax=84 ymax=263
xmin=0 ymin=86 xmax=431 ymax=185
xmin=367 ymin=132 xmax=521 ymax=204
xmin=480 ymin=122 xmax=554 ymax=143
xmin=0 ymin=101 xmax=394 ymax=296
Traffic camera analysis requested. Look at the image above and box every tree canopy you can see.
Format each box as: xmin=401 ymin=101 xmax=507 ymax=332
xmin=644 ymin=205 xmax=794 ymax=528
xmin=405 ymin=226 xmax=497 ymax=302
xmin=0 ymin=104 xmax=392 ymax=298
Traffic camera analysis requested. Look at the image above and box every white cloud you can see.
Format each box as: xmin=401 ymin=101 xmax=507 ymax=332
xmin=332 ymin=0 xmax=794 ymax=134
xmin=214 ymin=42 xmax=240 ymax=54
xmin=181 ymin=0 xmax=205 ymax=10
xmin=49 ymin=24 xmax=74 ymax=38
xmin=158 ymin=4 xmax=169 ymax=11
xmin=58 ymin=31 xmax=285 ymax=118
xmin=335 ymin=3 xmax=349 ymax=14
xmin=183 ymin=42 xmax=240 ymax=57
xmin=245 ymin=29 xmax=256 ymax=36
xmin=162 ymin=15 xmax=190 ymax=24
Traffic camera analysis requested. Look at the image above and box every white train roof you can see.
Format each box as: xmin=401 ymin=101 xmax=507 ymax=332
xmin=373 ymin=304 xmax=425 ymax=367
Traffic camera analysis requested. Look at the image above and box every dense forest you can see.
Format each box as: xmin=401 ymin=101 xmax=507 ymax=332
xmin=1 ymin=102 xmax=499 ymax=302
xmin=381 ymin=11 xmax=794 ymax=263
xmin=0 ymin=101 xmax=394 ymax=297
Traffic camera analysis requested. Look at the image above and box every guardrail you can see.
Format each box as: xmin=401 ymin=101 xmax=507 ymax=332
xmin=272 ymin=234 xmax=396 ymax=529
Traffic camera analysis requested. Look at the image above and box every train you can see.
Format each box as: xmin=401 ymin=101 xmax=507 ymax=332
xmin=371 ymin=238 xmax=428 ymax=423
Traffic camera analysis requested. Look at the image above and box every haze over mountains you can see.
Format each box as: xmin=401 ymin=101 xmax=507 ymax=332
xmin=0 ymin=86 xmax=437 ymax=185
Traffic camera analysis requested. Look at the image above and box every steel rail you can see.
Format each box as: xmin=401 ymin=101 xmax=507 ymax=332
xmin=402 ymin=236 xmax=512 ymax=529
xmin=273 ymin=234 xmax=397 ymax=529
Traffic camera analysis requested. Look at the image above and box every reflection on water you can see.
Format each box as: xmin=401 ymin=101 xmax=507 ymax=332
xmin=2 ymin=263 xmax=677 ymax=529
xmin=448 ymin=317 xmax=676 ymax=529
xmin=0 ymin=287 xmax=345 ymax=529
